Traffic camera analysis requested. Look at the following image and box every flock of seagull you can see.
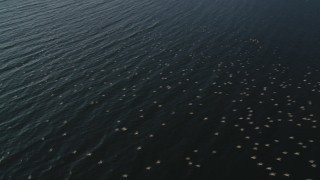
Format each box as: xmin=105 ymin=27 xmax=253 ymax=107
xmin=2 ymin=39 xmax=320 ymax=180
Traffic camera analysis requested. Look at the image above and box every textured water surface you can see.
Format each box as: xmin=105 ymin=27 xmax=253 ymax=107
xmin=1 ymin=0 xmax=320 ymax=179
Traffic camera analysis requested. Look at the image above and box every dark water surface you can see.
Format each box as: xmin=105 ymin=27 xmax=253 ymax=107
xmin=1 ymin=0 xmax=320 ymax=179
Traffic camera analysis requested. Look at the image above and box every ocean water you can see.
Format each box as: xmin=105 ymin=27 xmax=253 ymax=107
xmin=1 ymin=0 xmax=320 ymax=179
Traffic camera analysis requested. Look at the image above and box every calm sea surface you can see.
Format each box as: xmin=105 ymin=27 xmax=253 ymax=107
xmin=1 ymin=0 xmax=320 ymax=179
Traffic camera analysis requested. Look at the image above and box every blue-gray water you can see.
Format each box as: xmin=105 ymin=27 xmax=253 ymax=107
xmin=1 ymin=0 xmax=320 ymax=179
